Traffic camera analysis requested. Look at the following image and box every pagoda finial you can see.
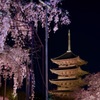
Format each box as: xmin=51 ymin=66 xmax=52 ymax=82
xmin=67 ymin=29 xmax=71 ymax=52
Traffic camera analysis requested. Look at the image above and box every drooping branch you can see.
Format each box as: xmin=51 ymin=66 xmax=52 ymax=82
xmin=0 ymin=0 xmax=70 ymax=99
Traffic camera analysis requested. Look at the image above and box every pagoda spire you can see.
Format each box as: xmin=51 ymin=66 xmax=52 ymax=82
xmin=67 ymin=29 xmax=71 ymax=52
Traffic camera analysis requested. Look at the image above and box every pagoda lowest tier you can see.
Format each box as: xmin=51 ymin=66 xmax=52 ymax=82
xmin=49 ymin=90 xmax=74 ymax=100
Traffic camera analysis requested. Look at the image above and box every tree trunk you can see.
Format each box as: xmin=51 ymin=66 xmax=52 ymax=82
xmin=3 ymin=78 xmax=6 ymax=100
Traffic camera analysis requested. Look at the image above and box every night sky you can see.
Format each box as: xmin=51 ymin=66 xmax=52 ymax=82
xmin=48 ymin=0 xmax=100 ymax=73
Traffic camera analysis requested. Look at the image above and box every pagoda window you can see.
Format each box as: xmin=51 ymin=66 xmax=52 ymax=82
xmin=69 ymin=82 xmax=72 ymax=85
xmin=65 ymin=64 xmax=68 ymax=67
xmin=71 ymin=73 xmax=74 ymax=76
xmin=71 ymin=71 xmax=74 ymax=75
xmin=61 ymin=94 xmax=64 ymax=97
xmin=63 ymin=71 xmax=66 ymax=74
xmin=71 ymin=73 xmax=75 ymax=76
xmin=65 ymin=72 xmax=67 ymax=75
xmin=65 ymin=75 xmax=69 ymax=77
xmin=60 ymin=83 xmax=63 ymax=86
xmin=61 ymin=72 xmax=63 ymax=75
xmin=68 ymin=71 xmax=72 ymax=74
xmin=65 ymin=82 xmax=68 ymax=85
xmin=70 ymin=71 xmax=72 ymax=74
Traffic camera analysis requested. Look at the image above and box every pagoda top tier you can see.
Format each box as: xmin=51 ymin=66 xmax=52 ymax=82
xmin=51 ymin=30 xmax=87 ymax=66
xmin=51 ymin=56 xmax=87 ymax=66
xmin=52 ymin=30 xmax=76 ymax=60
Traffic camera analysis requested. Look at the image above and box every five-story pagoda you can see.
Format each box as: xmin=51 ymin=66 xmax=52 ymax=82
xmin=49 ymin=30 xmax=88 ymax=100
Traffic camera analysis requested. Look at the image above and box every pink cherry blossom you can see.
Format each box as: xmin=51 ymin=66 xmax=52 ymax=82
xmin=75 ymin=72 xmax=100 ymax=100
xmin=0 ymin=0 xmax=70 ymax=99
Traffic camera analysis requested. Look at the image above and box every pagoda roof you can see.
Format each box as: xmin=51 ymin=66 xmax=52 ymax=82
xmin=49 ymin=78 xmax=85 ymax=88
xmin=51 ymin=51 xmax=77 ymax=60
xmin=49 ymin=90 xmax=74 ymax=99
xmin=51 ymin=56 xmax=87 ymax=66
xmin=50 ymin=78 xmax=77 ymax=81
xmin=50 ymin=67 xmax=89 ymax=77
xmin=49 ymin=90 xmax=73 ymax=96
xmin=50 ymin=90 xmax=73 ymax=92
xmin=57 ymin=86 xmax=80 ymax=91
xmin=51 ymin=66 xmax=77 ymax=70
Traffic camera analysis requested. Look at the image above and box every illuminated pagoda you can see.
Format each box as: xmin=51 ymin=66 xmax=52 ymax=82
xmin=49 ymin=30 xmax=88 ymax=100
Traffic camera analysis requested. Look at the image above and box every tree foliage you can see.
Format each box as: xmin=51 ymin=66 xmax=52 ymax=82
xmin=0 ymin=0 xmax=70 ymax=99
xmin=75 ymin=72 xmax=100 ymax=100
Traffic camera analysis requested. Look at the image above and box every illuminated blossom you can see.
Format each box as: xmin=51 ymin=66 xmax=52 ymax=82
xmin=0 ymin=45 xmax=30 ymax=97
xmin=0 ymin=97 xmax=9 ymax=100
xmin=0 ymin=0 xmax=70 ymax=99
xmin=75 ymin=72 xmax=100 ymax=100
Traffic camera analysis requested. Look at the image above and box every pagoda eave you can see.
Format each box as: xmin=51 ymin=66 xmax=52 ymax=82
xmin=51 ymin=56 xmax=87 ymax=66
xmin=50 ymin=67 xmax=89 ymax=77
xmin=50 ymin=68 xmax=77 ymax=76
xmin=49 ymin=78 xmax=85 ymax=88
xmin=49 ymin=90 xmax=74 ymax=99
xmin=57 ymin=86 xmax=80 ymax=91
